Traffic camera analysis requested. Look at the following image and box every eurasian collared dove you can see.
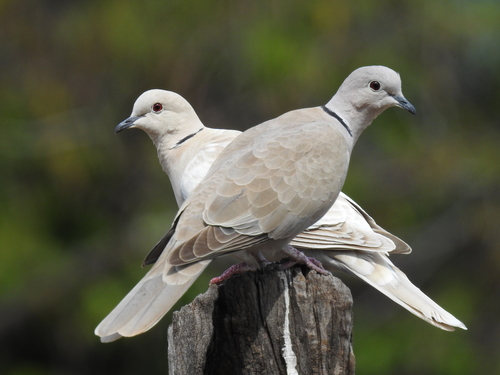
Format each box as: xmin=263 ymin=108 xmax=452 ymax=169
xmin=96 ymin=66 xmax=465 ymax=342
xmin=112 ymin=87 xmax=466 ymax=333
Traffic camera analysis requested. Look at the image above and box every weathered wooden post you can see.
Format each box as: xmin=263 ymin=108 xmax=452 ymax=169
xmin=168 ymin=264 xmax=355 ymax=375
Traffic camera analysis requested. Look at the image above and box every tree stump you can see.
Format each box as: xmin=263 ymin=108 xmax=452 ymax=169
xmin=168 ymin=264 xmax=355 ymax=375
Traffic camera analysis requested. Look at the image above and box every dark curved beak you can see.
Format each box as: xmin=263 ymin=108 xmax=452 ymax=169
xmin=393 ymin=95 xmax=416 ymax=115
xmin=115 ymin=116 xmax=141 ymax=134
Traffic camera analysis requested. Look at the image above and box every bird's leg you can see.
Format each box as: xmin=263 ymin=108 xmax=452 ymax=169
xmin=280 ymin=245 xmax=330 ymax=275
xmin=209 ymin=250 xmax=271 ymax=285
xmin=209 ymin=262 xmax=256 ymax=285
xmin=251 ymin=250 xmax=271 ymax=268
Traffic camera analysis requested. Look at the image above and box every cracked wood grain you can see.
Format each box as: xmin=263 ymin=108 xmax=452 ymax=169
xmin=168 ymin=264 xmax=355 ymax=375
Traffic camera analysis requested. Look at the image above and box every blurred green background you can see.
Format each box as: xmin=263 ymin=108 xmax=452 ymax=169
xmin=1 ymin=0 xmax=499 ymax=374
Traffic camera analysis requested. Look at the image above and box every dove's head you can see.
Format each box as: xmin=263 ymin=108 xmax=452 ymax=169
xmin=115 ymin=89 xmax=204 ymax=144
xmin=326 ymin=66 xmax=415 ymax=138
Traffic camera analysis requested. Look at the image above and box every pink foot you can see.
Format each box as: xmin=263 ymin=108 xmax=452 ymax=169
xmin=209 ymin=262 xmax=256 ymax=285
xmin=281 ymin=245 xmax=330 ymax=275
xmin=251 ymin=250 xmax=271 ymax=267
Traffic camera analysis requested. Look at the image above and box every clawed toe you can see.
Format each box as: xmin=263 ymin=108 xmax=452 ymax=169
xmin=209 ymin=262 xmax=256 ymax=285
xmin=280 ymin=245 xmax=330 ymax=275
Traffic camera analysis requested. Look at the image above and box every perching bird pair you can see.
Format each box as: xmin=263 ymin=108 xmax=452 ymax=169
xmin=95 ymin=66 xmax=466 ymax=342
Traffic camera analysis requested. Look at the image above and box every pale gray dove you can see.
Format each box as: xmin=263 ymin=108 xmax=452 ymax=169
xmin=96 ymin=66 xmax=465 ymax=342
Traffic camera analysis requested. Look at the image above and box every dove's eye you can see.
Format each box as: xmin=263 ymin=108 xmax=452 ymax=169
xmin=152 ymin=103 xmax=163 ymax=112
xmin=369 ymin=81 xmax=381 ymax=91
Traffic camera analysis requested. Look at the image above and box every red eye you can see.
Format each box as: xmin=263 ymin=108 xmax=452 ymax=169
xmin=152 ymin=103 xmax=163 ymax=112
xmin=369 ymin=81 xmax=381 ymax=91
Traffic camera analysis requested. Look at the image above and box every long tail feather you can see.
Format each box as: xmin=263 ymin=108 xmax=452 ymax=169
xmin=95 ymin=260 xmax=211 ymax=342
xmin=306 ymin=250 xmax=467 ymax=331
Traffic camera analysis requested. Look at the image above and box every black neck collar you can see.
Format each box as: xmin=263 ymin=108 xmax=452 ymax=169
xmin=322 ymin=106 xmax=352 ymax=137
xmin=171 ymin=127 xmax=204 ymax=149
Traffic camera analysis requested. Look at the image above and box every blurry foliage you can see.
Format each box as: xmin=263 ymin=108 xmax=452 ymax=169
xmin=1 ymin=0 xmax=499 ymax=374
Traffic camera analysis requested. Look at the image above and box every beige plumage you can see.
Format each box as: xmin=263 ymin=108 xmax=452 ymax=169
xmin=96 ymin=66 xmax=464 ymax=342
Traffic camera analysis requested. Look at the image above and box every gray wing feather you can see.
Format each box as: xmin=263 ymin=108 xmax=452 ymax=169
xmin=166 ymin=110 xmax=350 ymax=265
